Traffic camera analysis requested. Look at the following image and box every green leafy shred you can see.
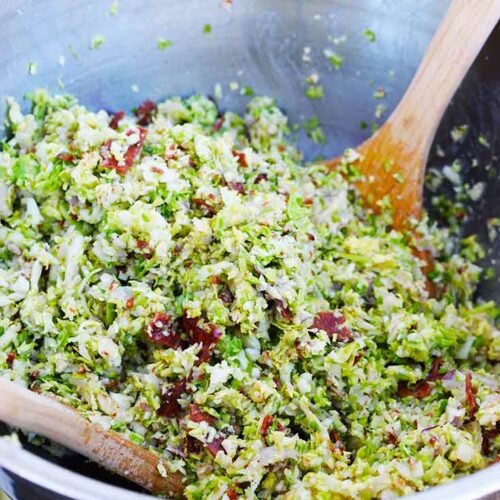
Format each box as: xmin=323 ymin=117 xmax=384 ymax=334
xmin=157 ymin=38 xmax=173 ymax=51
xmin=363 ymin=28 xmax=376 ymax=42
xmin=0 ymin=89 xmax=498 ymax=500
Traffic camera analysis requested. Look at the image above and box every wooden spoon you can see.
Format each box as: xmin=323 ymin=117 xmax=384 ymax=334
xmin=328 ymin=0 xmax=500 ymax=230
xmin=0 ymin=378 xmax=184 ymax=498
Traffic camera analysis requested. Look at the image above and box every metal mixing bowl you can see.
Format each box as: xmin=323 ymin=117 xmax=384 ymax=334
xmin=0 ymin=0 xmax=499 ymax=498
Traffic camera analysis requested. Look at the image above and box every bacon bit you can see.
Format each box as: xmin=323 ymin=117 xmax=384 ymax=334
xmin=254 ymin=173 xmax=268 ymax=184
xmin=294 ymin=339 xmax=305 ymax=357
xmin=192 ymin=197 xmax=217 ymax=215
xmin=307 ymin=233 xmax=315 ymax=241
xmin=429 ymin=435 xmax=437 ymax=446
xmin=134 ymin=99 xmax=157 ymax=126
xmin=205 ymin=436 xmax=225 ymax=457
xmin=482 ymin=425 xmax=500 ymax=455
xmin=56 ymin=152 xmax=75 ymax=162
xmin=329 ymin=430 xmax=345 ymax=452
xmin=260 ymin=415 xmax=273 ymax=437
xmin=105 ymin=379 xmax=119 ymax=390
xmin=126 ymin=297 xmax=134 ymax=309
xmin=276 ymin=422 xmax=285 ymax=432
xmin=426 ymin=357 xmax=444 ymax=381
xmin=227 ymin=487 xmax=238 ymax=500
xmin=465 ymin=372 xmax=478 ymax=417
xmin=189 ymin=404 xmax=216 ymax=425
xmin=213 ymin=116 xmax=224 ymax=132
xmin=6 ymin=352 xmax=15 ymax=366
xmin=186 ymin=435 xmax=203 ymax=454
xmin=387 ymin=432 xmax=398 ymax=445
xmin=219 ymin=287 xmax=234 ymax=304
xmin=353 ymin=352 xmax=363 ymax=365
xmin=232 ymin=150 xmax=248 ymax=168
xmin=100 ymin=127 xmax=148 ymax=174
xmin=303 ymin=197 xmax=313 ymax=206
xmin=146 ymin=312 xmax=178 ymax=348
xmin=158 ymin=379 xmax=188 ymax=418
xmin=210 ymin=276 xmax=221 ymax=285
xmin=109 ymin=110 xmax=125 ymax=129
xmin=229 ymin=182 xmax=246 ymax=195
xmin=273 ymin=377 xmax=282 ymax=389
xmin=166 ymin=145 xmax=177 ymax=160
xmin=151 ymin=166 xmax=164 ymax=174
xmin=274 ymin=299 xmax=293 ymax=321
xmin=182 ymin=315 xmax=222 ymax=363
xmin=136 ymin=239 xmax=154 ymax=259
xmin=311 ymin=311 xmax=352 ymax=342
xmin=398 ymin=380 xmax=433 ymax=398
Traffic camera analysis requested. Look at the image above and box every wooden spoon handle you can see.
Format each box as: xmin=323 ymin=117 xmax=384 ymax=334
xmin=390 ymin=0 xmax=500 ymax=156
xmin=0 ymin=379 xmax=184 ymax=498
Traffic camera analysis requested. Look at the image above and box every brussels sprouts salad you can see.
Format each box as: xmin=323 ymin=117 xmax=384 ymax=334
xmin=0 ymin=90 xmax=499 ymax=499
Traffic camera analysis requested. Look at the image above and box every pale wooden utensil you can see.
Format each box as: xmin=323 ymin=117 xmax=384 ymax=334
xmin=0 ymin=378 xmax=184 ymax=498
xmin=328 ymin=0 xmax=500 ymax=229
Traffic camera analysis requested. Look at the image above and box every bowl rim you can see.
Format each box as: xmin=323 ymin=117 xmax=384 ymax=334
xmin=0 ymin=440 xmax=152 ymax=500
xmin=1 ymin=440 xmax=499 ymax=500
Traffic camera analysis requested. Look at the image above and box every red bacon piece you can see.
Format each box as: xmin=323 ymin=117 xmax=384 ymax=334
xmin=136 ymin=239 xmax=154 ymax=260
xmin=56 ymin=152 xmax=75 ymax=162
xmin=192 ymin=197 xmax=217 ymax=215
xmin=205 ymin=436 xmax=225 ymax=457
xmin=232 ymin=150 xmax=248 ymax=168
xmin=189 ymin=404 xmax=216 ymax=425
xmin=146 ymin=312 xmax=178 ymax=348
xmin=387 ymin=432 xmax=398 ymax=445
xmin=260 ymin=415 xmax=273 ymax=437
xmin=426 ymin=357 xmax=444 ymax=381
xmin=100 ymin=127 xmax=148 ymax=174
xmin=227 ymin=488 xmax=238 ymax=500
xmin=182 ymin=315 xmax=222 ymax=363
xmin=6 ymin=352 xmax=15 ymax=366
xmin=134 ymin=100 xmax=157 ymax=126
xmin=109 ymin=110 xmax=125 ymax=130
xmin=158 ymin=379 xmax=188 ymax=417
xmin=186 ymin=435 xmax=203 ymax=454
xmin=275 ymin=299 xmax=293 ymax=321
xmin=311 ymin=311 xmax=352 ymax=342
xmin=465 ymin=372 xmax=478 ymax=417
xmin=482 ymin=425 xmax=500 ymax=455
xmin=329 ymin=430 xmax=345 ymax=452
xmin=398 ymin=380 xmax=433 ymax=398
xmin=254 ymin=173 xmax=268 ymax=184
xmin=213 ymin=116 xmax=224 ymax=132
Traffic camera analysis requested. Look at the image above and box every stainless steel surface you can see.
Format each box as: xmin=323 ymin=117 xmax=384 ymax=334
xmin=0 ymin=0 xmax=499 ymax=499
